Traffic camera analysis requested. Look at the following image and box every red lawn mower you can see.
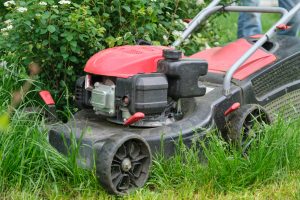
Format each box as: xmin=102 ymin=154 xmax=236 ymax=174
xmin=40 ymin=0 xmax=300 ymax=195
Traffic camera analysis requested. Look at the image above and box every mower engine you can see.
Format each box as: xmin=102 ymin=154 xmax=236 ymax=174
xmin=75 ymin=48 xmax=208 ymax=127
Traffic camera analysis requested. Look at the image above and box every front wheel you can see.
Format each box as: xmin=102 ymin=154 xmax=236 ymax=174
xmin=96 ymin=133 xmax=152 ymax=195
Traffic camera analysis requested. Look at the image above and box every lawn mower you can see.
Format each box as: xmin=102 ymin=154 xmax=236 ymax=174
xmin=39 ymin=0 xmax=300 ymax=195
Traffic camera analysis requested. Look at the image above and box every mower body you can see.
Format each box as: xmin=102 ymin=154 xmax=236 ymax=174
xmin=48 ymin=34 xmax=300 ymax=194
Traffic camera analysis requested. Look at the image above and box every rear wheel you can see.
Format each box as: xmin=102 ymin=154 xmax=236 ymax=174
xmin=96 ymin=133 xmax=152 ymax=195
xmin=226 ymin=104 xmax=271 ymax=152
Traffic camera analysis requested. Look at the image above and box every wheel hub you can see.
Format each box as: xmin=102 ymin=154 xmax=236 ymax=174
xmin=121 ymin=158 xmax=132 ymax=172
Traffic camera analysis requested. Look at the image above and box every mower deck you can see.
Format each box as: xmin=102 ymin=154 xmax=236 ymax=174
xmin=49 ymin=84 xmax=241 ymax=168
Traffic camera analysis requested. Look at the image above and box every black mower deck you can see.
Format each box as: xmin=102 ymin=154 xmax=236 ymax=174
xmin=49 ymin=85 xmax=241 ymax=167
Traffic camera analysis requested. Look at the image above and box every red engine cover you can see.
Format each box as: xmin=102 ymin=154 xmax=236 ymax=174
xmin=84 ymin=45 xmax=169 ymax=78
xmin=84 ymin=39 xmax=277 ymax=80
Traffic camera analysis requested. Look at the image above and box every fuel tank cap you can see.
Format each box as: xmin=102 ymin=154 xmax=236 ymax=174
xmin=163 ymin=49 xmax=182 ymax=60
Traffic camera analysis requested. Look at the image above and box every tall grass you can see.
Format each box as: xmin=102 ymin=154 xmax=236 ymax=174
xmin=0 ymin=109 xmax=98 ymax=192
xmin=0 ymin=62 xmax=99 ymax=198
xmin=150 ymin=118 xmax=300 ymax=193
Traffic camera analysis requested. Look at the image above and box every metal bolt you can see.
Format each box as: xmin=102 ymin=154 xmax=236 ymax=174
xmin=123 ymin=96 xmax=129 ymax=105
xmin=121 ymin=158 xmax=132 ymax=172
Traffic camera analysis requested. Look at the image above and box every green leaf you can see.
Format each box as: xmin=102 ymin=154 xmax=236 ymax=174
xmin=79 ymin=34 xmax=88 ymax=41
xmin=40 ymin=28 xmax=48 ymax=34
xmin=105 ymin=36 xmax=116 ymax=48
xmin=66 ymin=33 xmax=73 ymax=42
xmin=122 ymin=5 xmax=131 ymax=13
xmin=24 ymin=20 xmax=31 ymax=26
xmin=42 ymin=40 xmax=49 ymax=46
xmin=70 ymin=41 xmax=77 ymax=47
xmin=47 ymin=25 xmax=56 ymax=33
xmin=69 ymin=56 xmax=78 ymax=63
xmin=60 ymin=46 xmax=67 ymax=53
xmin=103 ymin=13 xmax=109 ymax=18
xmin=62 ymin=53 xmax=69 ymax=60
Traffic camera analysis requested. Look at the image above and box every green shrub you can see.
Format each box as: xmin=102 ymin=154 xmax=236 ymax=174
xmin=1 ymin=0 xmax=107 ymax=98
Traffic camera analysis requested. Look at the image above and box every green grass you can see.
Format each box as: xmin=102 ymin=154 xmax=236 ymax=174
xmin=1 ymin=13 xmax=300 ymax=200
xmin=212 ymin=13 xmax=280 ymax=45
xmin=1 ymin=105 xmax=300 ymax=199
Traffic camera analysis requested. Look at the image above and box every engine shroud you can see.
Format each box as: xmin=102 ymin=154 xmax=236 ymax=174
xmin=115 ymin=73 xmax=169 ymax=115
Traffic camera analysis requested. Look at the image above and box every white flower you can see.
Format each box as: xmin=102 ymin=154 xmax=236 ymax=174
xmin=172 ymin=30 xmax=182 ymax=37
xmin=16 ymin=7 xmax=28 ymax=13
xmin=6 ymin=25 xmax=13 ymax=30
xmin=58 ymin=0 xmax=71 ymax=5
xmin=197 ymin=0 xmax=205 ymax=5
xmin=4 ymin=19 xmax=12 ymax=25
xmin=39 ymin=1 xmax=47 ymax=6
xmin=1 ymin=25 xmax=13 ymax=32
xmin=52 ymin=5 xmax=58 ymax=8
xmin=163 ymin=35 xmax=168 ymax=41
xmin=0 ymin=61 xmax=8 ymax=68
xmin=2 ymin=32 xmax=9 ymax=36
xmin=183 ymin=39 xmax=190 ymax=45
xmin=3 ymin=0 xmax=15 ymax=7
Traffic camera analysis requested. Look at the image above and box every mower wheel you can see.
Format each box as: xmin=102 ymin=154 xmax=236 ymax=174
xmin=96 ymin=133 xmax=152 ymax=195
xmin=226 ymin=104 xmax=271 ymax=152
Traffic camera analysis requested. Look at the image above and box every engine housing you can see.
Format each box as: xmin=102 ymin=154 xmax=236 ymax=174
xmin=115 ymin=73 xmax=168 ymax=115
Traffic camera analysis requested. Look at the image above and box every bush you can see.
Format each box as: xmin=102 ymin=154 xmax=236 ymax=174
xmin=1 ymin=0 xmax=107 ymax=97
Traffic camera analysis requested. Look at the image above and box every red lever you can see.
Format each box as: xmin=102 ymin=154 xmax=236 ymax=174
xmin=276 ymin=24 xmax=291 ymax=30
xmin=39 ymin=90 xmax=55 ymax=105
xmin=250 ymin=34 xmax=263 ymax=39
xmin=224 ymin=102 xmax=241 ymax=116
xmin=124 ymin=112 xmax=145 ymax=126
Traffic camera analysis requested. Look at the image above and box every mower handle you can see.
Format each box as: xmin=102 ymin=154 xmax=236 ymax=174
xmin=172 ymin=2 xmax=300 ymax=97
xmin=172 ymin=4 xmax=288 ymax=47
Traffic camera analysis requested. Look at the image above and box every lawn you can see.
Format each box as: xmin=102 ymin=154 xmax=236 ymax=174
xmin=1 ymin=10 xmax=300 ymax=200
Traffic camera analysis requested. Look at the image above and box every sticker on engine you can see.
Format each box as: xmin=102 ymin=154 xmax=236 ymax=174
xmin=85 ymin=74 xmax=93 ymax=91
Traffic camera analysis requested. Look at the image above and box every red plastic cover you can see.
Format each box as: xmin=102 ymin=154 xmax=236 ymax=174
xmin=39 ymin=90 xmax=55 ymax=105
xmin=84 ymin=39 xmax=276 ymax=80
xmin=190 ymin=39 xmax=277 ymax=80
xmin=84 ymin=45 xmax=169 ymax=78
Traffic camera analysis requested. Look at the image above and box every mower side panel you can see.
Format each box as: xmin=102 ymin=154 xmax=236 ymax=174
xmin=241 ymin=52 xmax=300 ymax=121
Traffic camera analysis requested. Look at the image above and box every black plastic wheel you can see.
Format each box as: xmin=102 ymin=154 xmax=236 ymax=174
xmin=96 ymin=133 xmax=152 ymax=195
xmin=226 ymin=104 xmax=271 ymax=152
